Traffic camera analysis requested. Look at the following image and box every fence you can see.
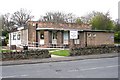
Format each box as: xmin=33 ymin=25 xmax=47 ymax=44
xmin=27 ymin=41 xmax=69 ymax=48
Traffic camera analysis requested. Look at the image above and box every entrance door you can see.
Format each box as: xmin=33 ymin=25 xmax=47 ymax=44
xmin=39 ymin=31 xmax=44 ymax=45
xmin=52 ymin=31 xmax=57 ymax=44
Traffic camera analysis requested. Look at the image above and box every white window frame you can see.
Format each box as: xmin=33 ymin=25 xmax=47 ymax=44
xmin=13 ymin=33 xmax=16 ymax=40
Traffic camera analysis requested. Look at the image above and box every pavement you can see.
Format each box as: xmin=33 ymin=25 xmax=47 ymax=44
xmin=0 ymin=53 xmax=118 ymax=66
xmin=51 ymin=54 xmax=65 ymax=57
xmin=2 ymin=57 xmax=118 ymax=78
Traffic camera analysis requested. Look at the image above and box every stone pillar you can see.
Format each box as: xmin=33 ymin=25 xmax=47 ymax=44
xmin=57 ymin=31 xmax=63 ymax=47
xmin=44 ymin=30 xmax=50 ymax=48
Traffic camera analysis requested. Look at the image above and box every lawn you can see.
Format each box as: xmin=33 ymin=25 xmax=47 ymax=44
xmin=50 ymin=50 xmax=70 ymax=56
xmin=0 ymin=49 xmax=13 ymax=53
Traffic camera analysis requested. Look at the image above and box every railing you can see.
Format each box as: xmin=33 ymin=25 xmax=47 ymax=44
xmin=27 ymin=41 xmax=69 ymax=49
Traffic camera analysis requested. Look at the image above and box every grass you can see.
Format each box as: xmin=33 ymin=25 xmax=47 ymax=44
xmin=115 ymin=42 xmax=120 ymax=44
xmin=50 ymin=50 xmax=70 ymax=56
xmin=0 ymin=50 xmax=13 ymax=53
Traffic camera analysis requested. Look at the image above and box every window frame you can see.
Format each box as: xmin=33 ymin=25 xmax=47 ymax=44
xmin=13 ymin=33 xmax=16 ymax=40
xmin=17 ymin=33 xmax=21 ymax=40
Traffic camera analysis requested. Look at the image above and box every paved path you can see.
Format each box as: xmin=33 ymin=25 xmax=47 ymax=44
xmin=1 ymin=57 xmax=118 ymax=78
xmin=51 ymin=54 xmax=64 ymax=57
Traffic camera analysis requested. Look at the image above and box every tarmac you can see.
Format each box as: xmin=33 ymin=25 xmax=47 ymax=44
xmin=0 ymin=53 xmax=119 ymax=66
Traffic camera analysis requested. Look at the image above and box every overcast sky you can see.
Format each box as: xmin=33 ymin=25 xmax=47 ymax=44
xmin=0 ymin=0 xmax=119 ymax=20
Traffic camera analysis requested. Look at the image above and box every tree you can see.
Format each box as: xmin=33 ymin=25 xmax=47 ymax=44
xmin=114 ymin=19 xmax=120 ymax=31
xmin=39 ymin=12 xmax=77 ymax=23
xmin=11 ymin=8 xmax=33 ymax=27
xmin=90 ymin=12 xmax=115 ymax=30
xmin=114 ymin=19 xmax=120 ymax=43
xmin=76 ymin=17 xmax=83 ymax=24
xmin=2 ymin=13 xmax=15 ymax=31
xmin=80 ymin=11 xmax=96 ymax=24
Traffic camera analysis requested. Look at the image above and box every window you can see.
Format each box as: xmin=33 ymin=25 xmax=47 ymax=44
xmin=13 ymin=33 xmax=16 ymax=40
xmin=63 ymin=31 xmax=68 ymax=44
xmin=88 ymin=33 xmax=91 ymax=37
xmin=93 ymin=33 xmax=96 ymax=37
xmin=36 ymin=23 xmax=38 ymax=28
xmin=17 ymin=33 xmax=20 ymax=40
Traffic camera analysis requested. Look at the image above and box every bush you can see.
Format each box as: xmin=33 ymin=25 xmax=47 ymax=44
xmin=114 ymin=31 xmax=120 ymax=43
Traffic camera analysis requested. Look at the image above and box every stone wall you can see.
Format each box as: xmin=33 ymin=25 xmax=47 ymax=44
xmin=70 ymin=45 xmax=120 ymax=56
xmin=1 ymin=49 xmax=51 ymax=61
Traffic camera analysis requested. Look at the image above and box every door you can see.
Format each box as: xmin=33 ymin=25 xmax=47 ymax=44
xmin=39 ymin=31 xmax=44 ymax=45
xmin=52 ymin=31 xmax=57 ymax=44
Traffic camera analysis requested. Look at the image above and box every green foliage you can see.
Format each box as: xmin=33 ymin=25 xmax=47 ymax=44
xmin=76 ymin=18 xmax=83 ymax=24
xmin=114 ymin=19 xmax=120 ymax=43
xmin=90 ymin=12 xmax=115 ymax=30
xmin=114 ymin=31 xmax=120 ymax=43
xmin=0 ymin=50 xmax=12 ymax=53
xmin=2 ymin=30 xmax=9 ymax=44
xmin=50 ymin=50 xmax=70 ymax=56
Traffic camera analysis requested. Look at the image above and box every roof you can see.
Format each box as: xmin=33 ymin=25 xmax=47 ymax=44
xmin=9 ymin=26 xmax=27 ymax=33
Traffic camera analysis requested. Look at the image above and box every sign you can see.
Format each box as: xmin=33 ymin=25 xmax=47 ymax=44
xmin=70 ymin=30 xmax=78 ymax=39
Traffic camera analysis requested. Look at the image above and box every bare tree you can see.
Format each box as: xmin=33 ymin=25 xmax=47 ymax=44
xmin=11 ymin=8 xmax=33 ymax=27
xmin=3 ymin=13 xmax=15 ymax=31
xmin=39 ymin=12 xmax=77 ymax=23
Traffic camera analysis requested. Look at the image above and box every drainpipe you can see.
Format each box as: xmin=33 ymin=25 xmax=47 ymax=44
xmin=9 ymin=33 xmax=11 ymax=50
xmin=85 ymin=32 xmax=87 ymax=47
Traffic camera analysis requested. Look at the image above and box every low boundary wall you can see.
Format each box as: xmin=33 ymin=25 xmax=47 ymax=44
xmin=70 ymin=45 xmax=120 ymax=56
xmin=1 ymin=49 xmax=51 ymax=61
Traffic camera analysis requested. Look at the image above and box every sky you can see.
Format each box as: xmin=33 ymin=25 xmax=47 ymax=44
xmin=0 ymin=0 xmax=119 ymax=20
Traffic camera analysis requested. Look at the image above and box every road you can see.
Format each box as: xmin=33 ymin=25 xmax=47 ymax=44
xmin=1 ymin=57 xmax=118 ymax=78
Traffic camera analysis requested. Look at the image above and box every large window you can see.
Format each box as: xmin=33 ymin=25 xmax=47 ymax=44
xmin=63 ymin=31 xmax=68 ymax=44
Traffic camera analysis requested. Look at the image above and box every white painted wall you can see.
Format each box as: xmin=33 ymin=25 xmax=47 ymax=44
xmin=9 ymin=31 xmax=21 ymax=47
xmin=9 ymin=29 xmax=28 ymax=47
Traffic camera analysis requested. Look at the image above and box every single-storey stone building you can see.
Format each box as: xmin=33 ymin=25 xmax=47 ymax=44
xmin=9 ymin=21 xmax=114 ymax=49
